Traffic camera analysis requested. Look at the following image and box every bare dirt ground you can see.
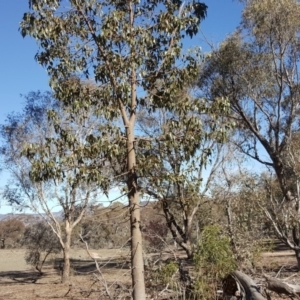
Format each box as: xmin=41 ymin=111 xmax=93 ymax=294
xmin=0 ymin=248 xmax=132 ymax=300
xmin=0 ymin=246 xmax=300 ymax=299
xmin=250 ymin=246 xmax=300 ymax=300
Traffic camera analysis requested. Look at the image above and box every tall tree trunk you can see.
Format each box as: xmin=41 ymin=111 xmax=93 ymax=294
xmin=125 ymin=21 xmax=146 ymax=297
xmin=226 ymin=198 xmax=238 ymax=254
xmin=61 ymin=226 xmax=72 ymax=283
xmin=127 ymin=126 xmax=146 ymax=299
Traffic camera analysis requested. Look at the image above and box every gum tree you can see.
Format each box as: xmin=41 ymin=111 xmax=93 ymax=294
xmin=137 ymin=103 xmax=230 ymax=258
xmin=21 ymin=0 xmax=207 ymax=298
xmin=199 ymin=0 xmax=300 ymax=268
xmin=1 ymin=91 xmax=112 ymax=283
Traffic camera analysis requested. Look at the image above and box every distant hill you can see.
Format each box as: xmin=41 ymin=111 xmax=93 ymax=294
xmin=0 ymin=214 xmax=8 ymax=221
xmin=0 ymin=212 xmax=62 ymax=225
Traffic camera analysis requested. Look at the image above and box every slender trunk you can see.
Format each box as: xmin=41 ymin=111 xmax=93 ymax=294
xmin=226 ymin=198 xmax=238 ymax=254
xmin=271 ymin=155 xmax=294 ymax=202
xmin=36 ymin=251 xmax=52 ymax=274
xmin=294 ymin=249 xmax=300 ymax=271
xmin=182 ymin=241 xmax=193 ymax=259
xmin=180 ymin=216 xmax=193 ymax=258
xmin=126 ymin=9 xmax=146 ymax=295
xmin=127 ymin=126 xmax=146 ymax=299
xmin=61 ymin=226 xmax=72 ymax=283
xmin=162 ymin=200 xmax=193 ymax=258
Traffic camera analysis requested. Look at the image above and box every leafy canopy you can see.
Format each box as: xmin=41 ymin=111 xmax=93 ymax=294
xmin=21 ymin=0 xmax=207 ymax=117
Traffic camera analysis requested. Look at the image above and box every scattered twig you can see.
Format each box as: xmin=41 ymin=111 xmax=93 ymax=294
xmin=80 ymin=234 xmax=113 ymax=300
xmin=63 ymin=283 xmax=73 ymax=297
xmin=275 ymin=265 xmax=285 ymax=278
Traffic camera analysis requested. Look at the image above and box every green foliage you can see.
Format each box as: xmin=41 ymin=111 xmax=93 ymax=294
xmin=198 ymin=0 xmax=300 ymax=197
xmin=21 ymin=0 xmax=207 ymax=112
xmin=18 ymin=1 xmax=219 ymax=197
xmin=153 ymin=261 xmax=179 ymax=286
xmin=193 ymin=225 xmax=236 ymax=299
xmin=194 ymin=225 xmax=236 ymax=277
xmin=18 ymin=0 xmax=217 ymax=231
xmin=198 ymin=1 xmax=300 ymax=267
xmin=18 ymin=0 xmax=219 ymax=295
xmin=1 ymin=91 xmax=108 ymax=215
xmin=18 ymin=1 xmax=209 ymax=204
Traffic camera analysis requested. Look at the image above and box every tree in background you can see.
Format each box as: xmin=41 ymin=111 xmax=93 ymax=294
xmin=137 ymin=104 xmax=232 ymax=258
xmin=76 ymin=202 xmax=131 ymax=249
xmin=199 ymin=0 xmax=300 ymax=268
xmin=211 ymin=162 xmax=272 ymax=268
xmin=144 ymin=219 xmax=168 ymax=251
xmin=23 ymin=221 xmax=61 ymax=274
xmin=21 ymin=1 xmax=208 ymax=297
xmin=1 ymin=91 xmax=112 ymax=283
xmin=0 ymin=218 xmax=25 ymax=249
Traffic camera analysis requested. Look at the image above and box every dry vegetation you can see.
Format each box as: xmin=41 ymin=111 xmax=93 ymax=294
xmin=3 ymin=0 xmax=300 ymax=299
xmin=0 ymin=246 xmax=300 ymax=300
xmin=0 ymin=248 xmax=132 ymax=299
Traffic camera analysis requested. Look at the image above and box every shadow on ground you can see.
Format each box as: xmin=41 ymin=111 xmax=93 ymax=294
xmin=0 ymin=256 xmax=130 ymax=285
xmin=54 ymin=257 xmax=130 ymax=274
xmin=0 ymin=270 xmax=51 ymax=284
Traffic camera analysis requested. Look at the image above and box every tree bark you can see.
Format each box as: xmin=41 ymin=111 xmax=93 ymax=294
xmin=226 ymin=198 xmax=238 ymax=254
xmin=161 ymin=198 xmax=194 ymax=259
xmin=264 ymin=274 xmax=300 ymax=299
xmin=125 ymin=20 xmax=146 ymax=297
xmin=127 ymin=126 xmax=146 ymax=299
xmin=294 ymin=248 xmax=300 ymax=271
xmin=61 ymin=226 xmax=72 ymax=284
xmin=232 ymin=271 xmax=266 ymax=300
xmin=178 ymin=240 xmax=193 ymax=259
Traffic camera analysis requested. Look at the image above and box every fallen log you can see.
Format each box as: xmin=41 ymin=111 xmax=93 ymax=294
xmin=231 ymin=271 xmax=266 ymax=300
xmin=263 ymin=274 xmax=300 ymax=299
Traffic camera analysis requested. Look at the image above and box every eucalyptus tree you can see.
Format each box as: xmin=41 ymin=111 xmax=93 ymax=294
xmin=1 ymin=91 xmax=113 ymax=283
xmin=211 ymin=159 xmax=272 ymax=266
xmin=137 ymin=100 xmax=230 ymax=258
xmin=199 ymin=0 xmax=300 ymax=267
xmin=21 ymin=0 xmax=208 ymax=297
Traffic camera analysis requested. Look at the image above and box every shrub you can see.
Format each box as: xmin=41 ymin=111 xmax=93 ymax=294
xmin=193 ymin=225 xmax=237 ymax=299
xmin=23 ymin=222 xmax=61 ymax=273
xmin=156 ymin=261 xmax=179 ymax=285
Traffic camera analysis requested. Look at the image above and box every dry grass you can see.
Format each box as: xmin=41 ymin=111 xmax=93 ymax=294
xmin=0 ymin=248 xmax=132 ymax=299
xmin=1 ymin=247 xmax=300 ymax=299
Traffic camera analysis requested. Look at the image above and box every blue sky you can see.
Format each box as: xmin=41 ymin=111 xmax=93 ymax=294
xmin=0 ymin=0 xmax=244 ymax=213
xmin=0 ymin=1 xmax=243 ymax=121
